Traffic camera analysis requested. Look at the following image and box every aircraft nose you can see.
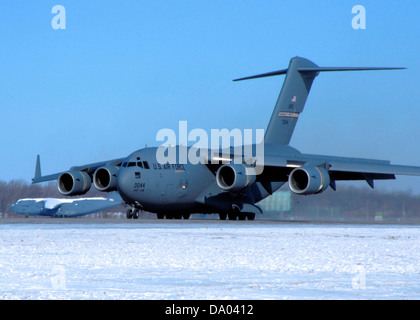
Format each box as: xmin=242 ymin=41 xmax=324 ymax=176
xmin=117 ymin=167 xmax=131 ymax=202
xmin=10 ymin=203 xmax=18 ymax=213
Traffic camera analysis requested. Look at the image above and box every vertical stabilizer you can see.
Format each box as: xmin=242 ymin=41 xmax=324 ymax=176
xmin=234 ymin=56 xmax=404 ymax=146
xmin=264 ymin=57 xmax=319 ymax=145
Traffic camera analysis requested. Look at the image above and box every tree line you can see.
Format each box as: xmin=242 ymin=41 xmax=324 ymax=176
xmin=288 ymin=186 xmax=420 ymax=222
xmin=1 ymin=179 xmax=420 ymax=222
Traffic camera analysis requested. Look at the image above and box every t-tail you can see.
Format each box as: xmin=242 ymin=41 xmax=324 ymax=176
xmin=234 ymin=56 xmax=405 ymax=146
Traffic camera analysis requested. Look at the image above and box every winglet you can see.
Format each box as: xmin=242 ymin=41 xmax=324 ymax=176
xmin=34 ymin=155 xmax=41 ymax=180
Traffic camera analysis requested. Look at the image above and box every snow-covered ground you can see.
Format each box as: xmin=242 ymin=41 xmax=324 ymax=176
xmin=0 ymin=221 xmax=418 ymax=299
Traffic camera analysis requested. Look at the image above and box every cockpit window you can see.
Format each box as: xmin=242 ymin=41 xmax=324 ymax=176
xmin=123 ymin=160 xmax=149 ymax=169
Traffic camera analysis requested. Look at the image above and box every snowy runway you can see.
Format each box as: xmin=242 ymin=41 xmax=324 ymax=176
xmin=0 ymin=220 xmax=419 ymax=299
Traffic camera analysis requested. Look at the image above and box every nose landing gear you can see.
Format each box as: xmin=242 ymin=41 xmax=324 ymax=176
xmin=126 ymin=208 xmax=140 ymax=219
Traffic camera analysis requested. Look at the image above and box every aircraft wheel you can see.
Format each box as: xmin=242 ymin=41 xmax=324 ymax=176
xmin=165 ymin=213 xmax=174 ymax=219
xmin=157 ymin=213 xmax=164 ymax=219
xmin=228 ymin=206 xmax=240 ymax=220
xmin=219 ymin=213 xmax=227 ymax=220
xmin=247 ymin=212 xmax=256 ymax=220
xmin=238 ymin=214 xmax=246 ymax=221
xmin=126 ymin=209 xmax=133 ymax=219
xmin=182 ymin=213 xmax=191 ymax=220
xmin=174 ymin=213 xmax=182 ymax=219
xmin=133 ymin=210 xmax=139 ymax=219
xmin=228 ymin=212 xmax=237 ymax=220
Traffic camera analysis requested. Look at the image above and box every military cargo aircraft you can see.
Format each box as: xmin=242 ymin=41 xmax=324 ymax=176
xmin=32 ymin=57 xmax=420 ymax=220
xmin=11 ymin=192 xmax=122 ymax=218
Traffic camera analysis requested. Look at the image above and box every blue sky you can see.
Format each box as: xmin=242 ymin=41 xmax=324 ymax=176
xmin=1 ymin=1 xmax=420 ymax=193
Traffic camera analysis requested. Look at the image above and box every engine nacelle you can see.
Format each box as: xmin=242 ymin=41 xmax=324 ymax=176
xmin=93 ymin=166 xmax=119 ymax=192
xmin=288 ymin=166 xmax=330 ymax=195
xmin=57 ymin=171 xmax=92 ymax=196
xmin=216 ymin=164 xmax=256 ymax=192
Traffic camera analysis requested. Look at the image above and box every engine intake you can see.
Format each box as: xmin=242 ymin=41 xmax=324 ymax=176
xmin=93 ymin=166 xmax=119 ymax=192
xmin=58 ymin=171 xmax=92 ymax=196
xmin=216 ymin=164 xmax=256 ymax=192
xmin=289 ymin=166 xmax=330 ymax=195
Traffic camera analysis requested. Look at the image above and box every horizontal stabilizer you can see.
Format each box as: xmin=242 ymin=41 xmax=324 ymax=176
xmin=298 ymin=67 xmax=406 ymax=73
xmin=234 ymin=66 xmax=405 ymax=81
xmin=233 ymin=69 xmax=288 ymax=81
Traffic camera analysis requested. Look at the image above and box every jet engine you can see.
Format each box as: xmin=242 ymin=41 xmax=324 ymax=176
xmin=57 ymin=171 xmax=92 ymax=196
xmin=216 ymin=164 xmax=256 ymax=192
xmin=288 ymin=166 xmax=330 ymax=195
xmin=93 ymin=166 xmax=119 ymax=192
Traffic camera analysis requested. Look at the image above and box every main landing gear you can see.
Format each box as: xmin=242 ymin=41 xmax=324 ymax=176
xmin=128 ymin=209 xmax=256 ymax=221
xmin=219 ymin=206 xmax=256 ymax=220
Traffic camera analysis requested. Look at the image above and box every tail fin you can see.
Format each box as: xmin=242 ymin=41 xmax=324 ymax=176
xmin=234 ymin=56 xmax=405 ymax=146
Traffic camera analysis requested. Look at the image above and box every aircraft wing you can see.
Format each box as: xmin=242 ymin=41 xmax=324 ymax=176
xmin=32 ymin=155 xmax=126 ymax=183
xmin=260 ymin=153 xmax=420 ymax=188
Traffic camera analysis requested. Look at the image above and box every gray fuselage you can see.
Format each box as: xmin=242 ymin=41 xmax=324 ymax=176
xmin=117 ymin=146 xmax=283 ymax=214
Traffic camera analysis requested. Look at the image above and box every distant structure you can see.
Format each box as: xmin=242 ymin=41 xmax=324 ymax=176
xmin=258 ymin=191 xmax=292 ymax=219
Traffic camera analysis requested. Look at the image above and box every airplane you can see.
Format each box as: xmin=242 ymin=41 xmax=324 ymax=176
xmin=10 ymin=192 xmax=122 ymax=218
xmin=32 ymin=56 xmax=420 ymax=220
